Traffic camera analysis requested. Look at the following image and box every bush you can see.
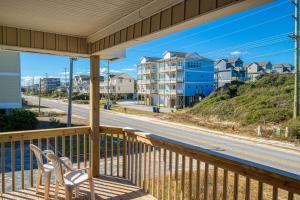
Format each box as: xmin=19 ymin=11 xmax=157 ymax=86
xmin=188 ymin=74 xmax=294 ymax=125
xmin=0 ymin=109 xmax=38 ymax=132
xmin=282 ymin=117 xmax=300 ymax=138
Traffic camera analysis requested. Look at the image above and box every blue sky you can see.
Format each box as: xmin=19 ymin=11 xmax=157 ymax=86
xmin=21 ymin=0 xmax=294 ymax=85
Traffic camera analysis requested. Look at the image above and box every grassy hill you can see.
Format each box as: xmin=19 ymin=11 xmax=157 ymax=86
xmin=189 ymin=73 xmax=295 ymax=127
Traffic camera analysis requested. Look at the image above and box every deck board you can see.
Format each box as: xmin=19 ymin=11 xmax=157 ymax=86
xmin=0 ymin=176 xmax=156 ymax=200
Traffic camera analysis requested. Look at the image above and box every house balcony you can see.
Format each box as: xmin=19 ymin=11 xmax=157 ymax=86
xmin=151 ymin=89 xmax=158 ymax=93
xmin=0 ymin=126 xmax=299 ymax=200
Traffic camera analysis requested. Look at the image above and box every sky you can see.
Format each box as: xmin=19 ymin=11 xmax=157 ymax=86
xmin=21 ymin=0 xmax=294 ymax=86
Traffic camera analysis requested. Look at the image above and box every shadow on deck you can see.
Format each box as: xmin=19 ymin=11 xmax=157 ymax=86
xmin=0 ymin=176 xmax=156 ymax=200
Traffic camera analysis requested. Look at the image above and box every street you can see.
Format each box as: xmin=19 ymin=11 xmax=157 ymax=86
xmin=23 ymin=95 xmax=300 ymax=176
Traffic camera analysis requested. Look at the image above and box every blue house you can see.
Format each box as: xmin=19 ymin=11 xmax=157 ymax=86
xmin=137 ymin=51 xmax=214 ymax=108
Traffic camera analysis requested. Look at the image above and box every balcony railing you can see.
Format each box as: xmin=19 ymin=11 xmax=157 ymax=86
xmin=0 ymin=126 xmax=299 ymax=199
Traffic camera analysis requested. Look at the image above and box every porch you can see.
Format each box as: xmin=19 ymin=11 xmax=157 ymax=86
xmin=1 ymin=176 xmax=155 ymax=200
xmin=0 ymin=126 xmax=299 ymax=200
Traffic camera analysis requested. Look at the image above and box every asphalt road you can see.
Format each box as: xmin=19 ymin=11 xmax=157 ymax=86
xmin=23 ymin=95 xmax=300 ymax=176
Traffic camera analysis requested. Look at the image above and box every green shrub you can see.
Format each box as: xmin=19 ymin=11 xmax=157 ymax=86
xmin=188 ymin=74 xmax=294 ymax=125
xmin=282 ymin=117 xmax=300 ymax=138
xmin=0 ymin=109 xmax=38 ymax=132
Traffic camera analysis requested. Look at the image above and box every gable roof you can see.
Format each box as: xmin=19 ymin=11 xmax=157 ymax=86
xmin=215 ymin=57 xmax=241 ymax=65
xmin=140 ymin=56 xmax=160 ymax=63
xmin=256 ymin=61 xmax=271 ymax=67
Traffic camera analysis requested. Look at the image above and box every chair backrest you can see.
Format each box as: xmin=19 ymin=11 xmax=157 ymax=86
xmin=30 ymin=144 xmax=44 ymax=171
xmin=46 ymin=153 xmax=65 ymax=185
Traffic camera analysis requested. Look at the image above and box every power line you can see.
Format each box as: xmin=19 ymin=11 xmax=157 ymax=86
xmin=133 ymin=0 xmax=290 ymax=52
xmin=175 ymin=13 xmax=292 ymax=51
xmin=202 ymin=33 xmax=290 ymax=56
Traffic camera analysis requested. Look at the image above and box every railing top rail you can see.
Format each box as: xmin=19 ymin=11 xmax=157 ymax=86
xmin=0 ymin=126 xmax=90 ymax=142
xmin=122 ymin=127 xmax=300 ymax=195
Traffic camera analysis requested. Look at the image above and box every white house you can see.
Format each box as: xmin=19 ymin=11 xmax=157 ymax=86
xmin=100 ymin=73 xmax=134 ymax=99
xmin=246 ymin=61 xmax=273 ymax=81
xmin=0 ymin=51 xmax=21 ymax=109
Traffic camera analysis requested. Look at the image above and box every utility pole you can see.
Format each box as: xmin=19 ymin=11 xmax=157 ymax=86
xmin=38 ymin=78 xmax=41 ymax=115
xmin=291 ymin=0 xmax=300 ymax=118
xmin=67 ymin=57 xmax=77 ymax=127
xmin=64 ymin=67 xmax=67 ymax=96
xmin=107 ymin=60 xmax=110 ymax=103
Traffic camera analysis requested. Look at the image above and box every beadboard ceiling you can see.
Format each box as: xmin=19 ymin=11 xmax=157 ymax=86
xmin=0 ymin=0 xmax=155 ymax=37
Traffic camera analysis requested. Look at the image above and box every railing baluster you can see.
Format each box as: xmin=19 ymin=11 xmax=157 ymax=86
xmin=223 ymin=169 xmax=228 ymax=200
xmin=62 ymin=136 xmax=65 ymax=157
xmin=196 ymin=160 xmax=200 ymax=200
xmin=70 ymin=135 xmax=73 ymax=163
xmin=272 ymin=186 xmax=278 ymax=200
xmin=21 ymin=138 xmax=24 ymax=189
xmin=131 ymin=138 xmax=134 ymax=183
xmin=181 ymin=155 xmax=186 ymax=200
xmin=1 ymin=142 xmax=5 ymax=193
xmin=204 ymin=163 xmax=209 ymax=200
xmin=11 ymin=140 xmax=15 ymax=191
xmin=245 ymin=177 xmax=250 ymax=200
xmin=84 ymin=133 xmax=87 ymax=168
xmin=175 ymin=153 xmax=179 ymax=200
xmin=139 ymin=142 xmax=142 ymax=187
xmin=117 ymin=132 xmax=120 ymax=177
xmin=152 ymin=146 xmax=156 ymax=196
xmin=111 ymin=133 xmax=113 ymax=176
xmin=234 ymin=173 xmax=239 ymax=200
xmin=148 ymin=145 xmax=151 ymax=193
xmin=55 ymin=136 xmax=58 ymax=156
xmin=288 ymin=192 xmax=294 ymax=200
xmin=46 ymin=137 xmax=50 ymax=149
xmin=123 ymin=133 xmax=127 ymax=178
xmin=213 ymin=166 xmax=218 ymax=200
xmin=143 ymin=143 xmax=147 ymax=192
xmin=38 ymin=138 xmax=41 ymax=150
xmin=158 ymin=147 xmax=161 ymax=199
xmin=163 ymin=148 xmax=167 ymax=199
xmin=258 ymin=182 xmax=263 ymax=200
xmin=128 ymin=136 xmax=131 ymax=181
xmin=189 ymin=157 xmax=193 ymax=200
xmin=30 ymin=139 xmax=33 ymax=188
xmin=104 ymin=132 xmax=107 ymax=176
xmin=135 ymin=140 xmax=138 ymax=186
xmin=169 ymin=151 xmax=173 ymax=200
xmin=77 ymin=133 xmax=80 ymax=169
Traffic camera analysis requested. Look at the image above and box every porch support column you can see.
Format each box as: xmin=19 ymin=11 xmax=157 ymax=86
xmin=90 ymin=55 xmax=100 ymax=177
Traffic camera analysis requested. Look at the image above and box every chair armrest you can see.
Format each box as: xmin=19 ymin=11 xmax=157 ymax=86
xmin=42 ymin=150 xmax=54 ymax=155
xmin=59 ymin=158 xmax=74 ymax=172
xmin=71 ymin=167 xmax=91 ymax=177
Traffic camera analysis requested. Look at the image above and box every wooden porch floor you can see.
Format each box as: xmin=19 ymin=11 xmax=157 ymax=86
xmin=0 ymin=176 xmax=156 ymax=200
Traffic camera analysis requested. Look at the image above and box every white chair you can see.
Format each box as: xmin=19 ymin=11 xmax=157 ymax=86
xmin=47 ymin=153 xmax=95 ymax=200
xmin=30 ymin=144 xmax=73 ymax=199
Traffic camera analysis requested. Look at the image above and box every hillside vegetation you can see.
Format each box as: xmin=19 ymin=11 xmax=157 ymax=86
xmin=189 ymin=74 xmax=294 ymax=126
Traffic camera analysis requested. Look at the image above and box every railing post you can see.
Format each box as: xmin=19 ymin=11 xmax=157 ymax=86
xmin=90 ymin=55 xmax=100 ymax=177
xmin=123 ymin=131 xmax=127 ymax=178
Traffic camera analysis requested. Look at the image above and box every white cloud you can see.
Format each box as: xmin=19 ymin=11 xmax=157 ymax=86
xmin=230 ymin=51 xmax=248 ymax=57
xmin=110 ymin=69 xmax=121 ymax=73
xmin=123 ymin=68 xmax=136 ymax=71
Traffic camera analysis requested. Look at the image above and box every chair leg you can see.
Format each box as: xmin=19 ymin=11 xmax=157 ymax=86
xmin=44 ymin=172 xmax=51 ymax=200
xmin=36 ymin=170 xmax=42 ymax=193
xmin=54 ymin=181 xmax=60 ymax=200
xmin=89 ymin=178 xmax=95 ymax=200
xmin=65 ymin=186 xmax=73 ymax=200
xmin=75 ymin=186 xmax=79 ymax=198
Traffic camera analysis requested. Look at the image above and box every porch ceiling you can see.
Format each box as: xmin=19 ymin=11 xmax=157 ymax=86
xmin=0 ymin=0 xmax=273 ymax=58
xmin=0 ymin=0 xmax=155 ymax=37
